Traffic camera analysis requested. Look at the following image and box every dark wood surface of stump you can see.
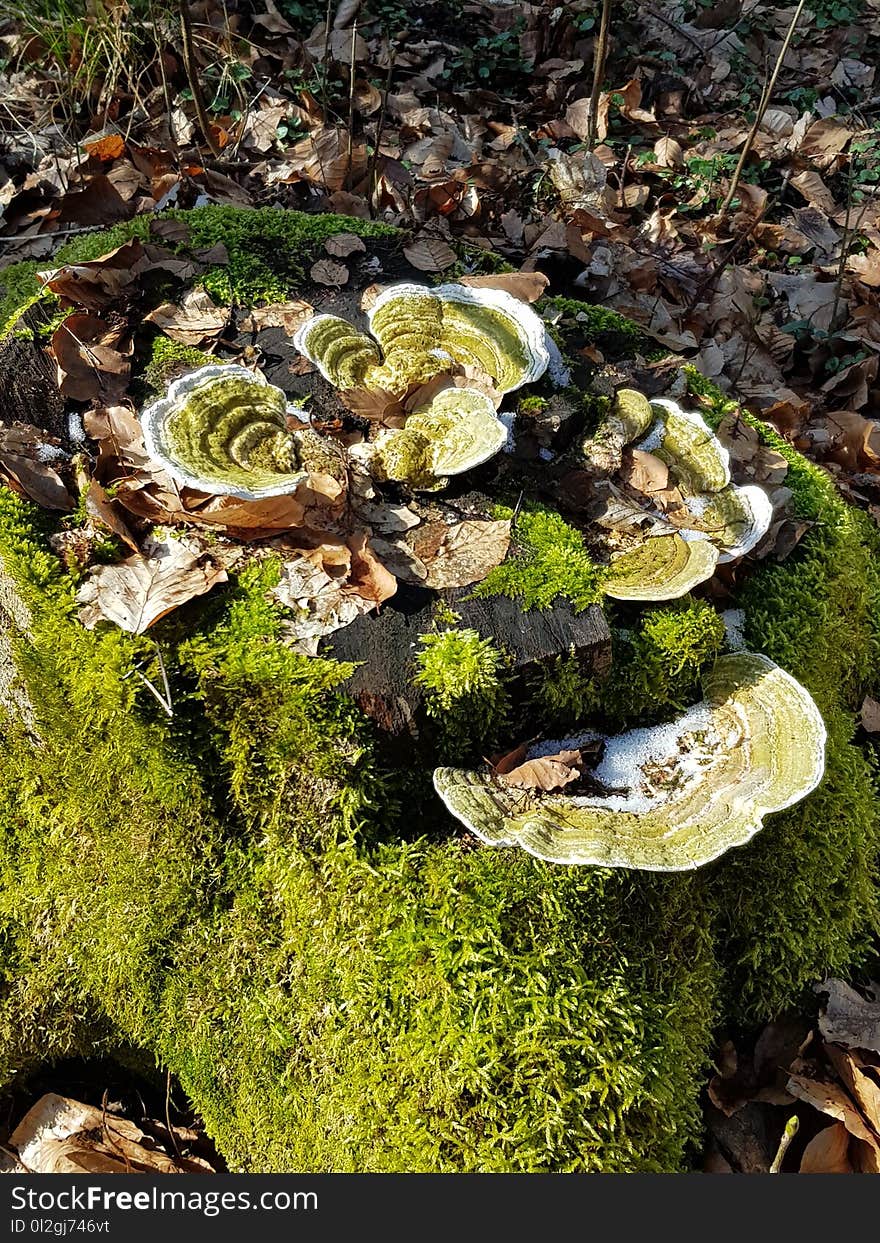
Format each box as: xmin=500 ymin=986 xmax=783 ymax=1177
xmin=0 ymin=337 xmax=66 ymax=441
xmin=324 ymin=585 xmax=611 ymax=735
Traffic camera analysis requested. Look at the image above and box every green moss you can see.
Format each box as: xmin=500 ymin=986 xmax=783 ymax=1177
xmin=414 ymin=626 xmax=510 ymax=761
xmin=0 ymin=489 xmax=716 ymax=1172
xmin=0 ymin=217 xmax=152 ymax=338
xmin=544 ymin=296 xmax=649 ymax=360
xmin=473 ymin=502 xmax=607 ymax=612
xmin=143 ymin=336 xmax=215 ymax=393
xmin=168 ymin=206 xmax=398 ymax=306
xmin=0 ymin=227 xmax=879 ymax=1174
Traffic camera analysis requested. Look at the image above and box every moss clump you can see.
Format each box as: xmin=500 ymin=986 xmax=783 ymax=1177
xmin=414 ymin=626 xmax=510 ymax=761
xmin=544 ymin=296 xmax=649 ymax=360
xmin=0 ymin=219 xmax=879 ymax=1174
xmin=473 ymin=503 xmax=607 ymax=612
xmin=143 ymin=336 xmax=215 ymax=393
xmin=0 ymin=488 xmax=716 ymax=1173
xmin=0 ymin=218 xmax=152 ymax=339
xmin=168 ymin=206 xmax=398 ymax=306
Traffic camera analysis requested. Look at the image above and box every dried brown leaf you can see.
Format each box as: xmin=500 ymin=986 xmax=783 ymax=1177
xmin=0 ymin=423 xmax=72 ymax=511
xmin=50 ymin=314 xmax=130 ymax=403
xmin=145 ymin=289 xmax=229 ymax=345
xmin=817 ymin=979 xmax=880 ymax=1055
xmin=413 ymin=518 xmax=511 ymax=590
xmin=76 ymin=538 xmax=227 ymax=633
xmin=403 ymin=235 xmax=457 ymax=273
xmin=324 ymin=232 xmax=367 ymax=258
xmin=310 ymin=258 xmax=350 ymax=286
xmin=459 ymin=271 xmax=549 ymax=303
xmin=799 ymin=1123 xmax=852 ymax=1174
xmin=499 ymin=750 xmax=583 ymax=792
xmin=861 ymin=696 xmax=880 ymax=734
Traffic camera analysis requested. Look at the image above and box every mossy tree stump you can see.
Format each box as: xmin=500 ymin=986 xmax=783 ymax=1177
xmin=0 ymin=207 xmax=878 ymax=1172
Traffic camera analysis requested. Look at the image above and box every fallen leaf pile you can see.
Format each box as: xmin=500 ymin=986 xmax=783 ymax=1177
xmin=704 ymin=977 xmax=880 ymax=1173
xmin=4 ymin=1092 xmax=216 ymax=1175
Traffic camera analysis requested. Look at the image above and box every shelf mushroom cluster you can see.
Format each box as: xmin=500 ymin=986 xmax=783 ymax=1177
xmin=294 ymin=281 xmax=550 ymax=491
xmin=598 ymin=389 xmax=774 ymax=603
xmin=135 ymin=283 xmax=826 ymax=873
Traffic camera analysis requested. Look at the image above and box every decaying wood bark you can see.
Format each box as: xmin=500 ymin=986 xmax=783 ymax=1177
xmin=0 ymin=337 xmax=66 ymax=439
xmin=325 ymin=586 xmax=611 ymax=734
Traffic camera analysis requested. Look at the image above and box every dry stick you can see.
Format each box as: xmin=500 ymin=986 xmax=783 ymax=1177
xmin=178 ymin=0 xmax=222 ymax=158
xmin=830 ymin=140 xmax=858 ymax=335
xmin=320 ymin=0 xmax=334 ymax=122
xmin=586 ymin=0 xmax=613 ymax=150
xmin=346 ymin=21 xmax=358 ymax=190
xmin=164 ymin=1070 xmax=183 ymax=1163
xmin=149 ymin=0 xmax=178 ymax=152
xmin=682 ymin=197 xmax=774 ymax=317
xmin=367 ymin=45 xmax=395 ymax=218
xmin=769 ymin=1115 xmax=799 ymax=1173
xmin=719 ymin=0 xmax=807 ymax=217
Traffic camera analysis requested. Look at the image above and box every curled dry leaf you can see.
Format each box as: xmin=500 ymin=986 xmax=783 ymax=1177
xmin=145 ymin=289 xmax=230 ymax=345
xmin=654 ymin=136 xmax=684 ymax=168
xmin=84 ymin=476 xmax=139 ymax=551
xmin=403 ymin=235 xmax=457 ymax=273
xmin=622 ymin=448 xmax=670 ymax=496
xmin=817 ymin=978 xmax=880 ymax=1055
xmin=498 ymin=749 xmax=584 ymax=792
xmin=38 ymin=239 xmax=146 ymax=312
xmin=310 ymin=258 xmax=350 ymax=286
xmin=324 ymin=232 xmax=367 ymax=258
xmin=50 ymin=314 xmax=131 ymax=402
xmin=459 ymin=271 xmax=550 ymax=304
xmin=799 ymin=1123 xmax=852 ymax=1174
xmin=861 ymin=696 xmax=880 ymax=734
xmin=339 ymin=386 xmax=406 ymax=426
xmin=238 ymin=300 xmax=314 ymax=333
xmin=0 ymin=423 xmax=73 ymax=511
xmin=345 ymin=531 xmax=398 ymax=606
xmin=76 ymin=537 xmax=228 ymax=634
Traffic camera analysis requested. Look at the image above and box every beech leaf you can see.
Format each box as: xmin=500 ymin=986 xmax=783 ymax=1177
xmin=76 ymin=538 xmax=228 ymax=634
xmin=310 ymin=259 xmax=350 ymax=286
xmin=324 ymin=232 xmax=367 ymax=258
xmin=403 ymin=236 xmax=457 ymax=272
xmin=498 ymin=750 xmax=584 ymax=792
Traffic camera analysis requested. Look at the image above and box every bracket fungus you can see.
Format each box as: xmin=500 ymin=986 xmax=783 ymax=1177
xmin=586 ymin=392 xmax=774 ymax=601
xmin=372 ymin=384 xmax=508 ymax=490
xmin=140 ymin=364 xmax=312 ymax=499
xmin=294 ymin=282 xmax=550 ymax=398
xmin=434 ymin=653 xmax=826 ymax=872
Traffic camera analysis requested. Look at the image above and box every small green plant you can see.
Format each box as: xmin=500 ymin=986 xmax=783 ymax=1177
xmin=441 ymin=20 xmax=531 ymax=86
xmin=415 ymin=627 xmax=509 ymax=760
xmin=473 ymin=503 xmax=607 ymax=612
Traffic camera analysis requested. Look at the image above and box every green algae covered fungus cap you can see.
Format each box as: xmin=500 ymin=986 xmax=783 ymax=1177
xmin=140 ymin=364 xmax=310 ymax=500
xmin=434 ymin=652 xmax=826 ymax=872
xmin=293 ymin=281 xmax=551 ymax=397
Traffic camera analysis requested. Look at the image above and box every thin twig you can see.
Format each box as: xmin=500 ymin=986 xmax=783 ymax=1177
xmin=586 ymin=0 xmax=612 ymax=150
xmin=830 ymin=137 xmax=857 ymax=334
xmin=165 ymin=1070 xmax=183 ymax=1162
xmin=320 ymin=0 xmax=333 ymax=121
xmin=346 ymin=21 xmax=358 ymax=189
xmin=367 ymin=45 xmax=395 ymax=217
xmin=178 ymin=0 xmax=222 ymax=158
xmin=719 ymin=0 xmax=806 ymax=217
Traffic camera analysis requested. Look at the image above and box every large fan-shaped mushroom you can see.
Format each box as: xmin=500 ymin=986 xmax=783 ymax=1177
xmin=434 ymin=653 xmax=825 ymax=871
xmin=140 ymin=364 xmax=310 ymax=499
